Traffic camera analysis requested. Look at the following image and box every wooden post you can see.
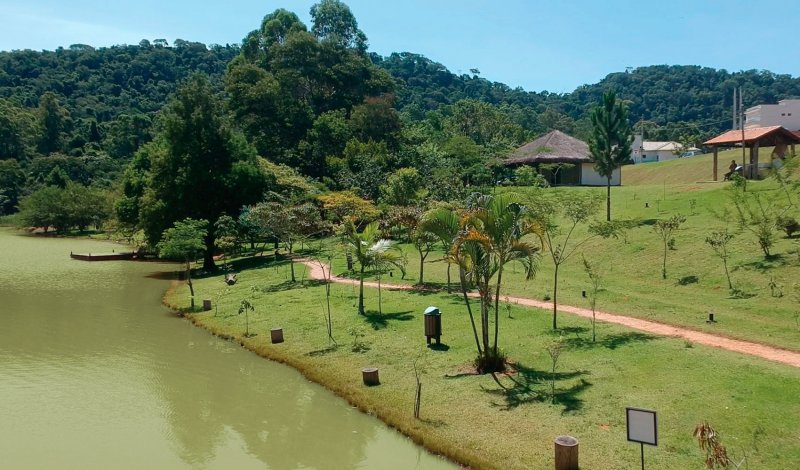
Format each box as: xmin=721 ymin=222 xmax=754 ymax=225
xmin=270 ymin=328 xmax=284 ymax=344
xmin=712 ymin=146 xmax=718 ymax=181
xmin=752 ymin=141 xmax=760 ymax=178
xmin=362 ymin=367 xmax=380 ymax=386
xmin=202 ymin=299 xmax=212 ymax=311
xmin=554 ymin=435 xmax=579 ymax=470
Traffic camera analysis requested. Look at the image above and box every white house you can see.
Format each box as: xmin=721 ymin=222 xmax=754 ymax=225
xmin=631 ymin=135 xmax=682 ymax=163
xmin=745 ymin=99 xmax=800 ymax=131
xmin=505 ymin=130 xmax=621 ymax=186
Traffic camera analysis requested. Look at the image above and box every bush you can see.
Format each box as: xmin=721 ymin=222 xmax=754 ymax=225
xmin=513 ymin=166 xmax=549 ymax=188
xmin=777 ymin=216 xmax=800 ymax=238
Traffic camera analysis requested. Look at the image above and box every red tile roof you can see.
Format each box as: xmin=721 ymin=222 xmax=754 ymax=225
xmin=704 ymin=126 xmax=800 ymax=145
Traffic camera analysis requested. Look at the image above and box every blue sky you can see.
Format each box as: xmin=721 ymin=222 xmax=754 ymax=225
xmin=1 ymin=0 xmax=798 ymax=93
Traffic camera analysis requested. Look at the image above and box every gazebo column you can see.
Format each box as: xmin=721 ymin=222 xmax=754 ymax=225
xmin=712 ymin=146 xmax=718 ymax=181
xmin=752 ymin=141 xmax=759 ymax=179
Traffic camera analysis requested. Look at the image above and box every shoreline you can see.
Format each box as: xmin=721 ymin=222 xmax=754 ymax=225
xmin=161 ymin=280 xmax=469 ymax=470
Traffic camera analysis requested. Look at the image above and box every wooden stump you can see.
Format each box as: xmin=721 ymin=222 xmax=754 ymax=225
xmin=270 ymin=328 xmax=284 ymax=344
xmin=362 ymin=367 xmax=380 ymax=386
xmin=554 ymin=435 xmax=579 ymax=470
xmin=202 ymin=299 xmax=212 ymax=311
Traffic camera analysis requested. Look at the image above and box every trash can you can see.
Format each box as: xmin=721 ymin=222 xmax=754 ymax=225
xmin=424 ymin=306 xmax=442 ymax=345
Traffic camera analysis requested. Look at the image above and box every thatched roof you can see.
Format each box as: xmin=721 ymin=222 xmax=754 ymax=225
xmin=505 ymin=130 xmax=592 ymax=165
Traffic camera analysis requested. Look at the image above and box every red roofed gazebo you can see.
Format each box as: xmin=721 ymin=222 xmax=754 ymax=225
xmin=704 ymin=126 xmax=800 ymax=180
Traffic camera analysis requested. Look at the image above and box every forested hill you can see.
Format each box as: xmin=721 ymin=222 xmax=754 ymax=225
xmin=2 ymin=41 xmax=800 ymax=150
xmin=375 ymin=53 xmax=800 ymax=139
xmin=0 ymin=41 xmax=237 ymax=122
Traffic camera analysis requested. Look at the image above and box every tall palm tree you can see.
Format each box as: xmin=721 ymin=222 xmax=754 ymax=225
xmin=455 ymin=194 xmax=541 ymax=372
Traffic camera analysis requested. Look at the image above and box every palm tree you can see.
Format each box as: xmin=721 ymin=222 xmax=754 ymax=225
xmin=341 ymin=220 xmax=378 ymax=315
xmin=419 ymin=208 xmax=460 ymax=293
xmin=368 ymin=239 xmax=406 ymax=314
xmin=589 ymin=91 xmax=632 ymax=221
xmin=455 ymin=194 xmax=541 ymax=373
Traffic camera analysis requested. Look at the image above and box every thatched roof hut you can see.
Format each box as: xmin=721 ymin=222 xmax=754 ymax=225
xmin=504 ymin=130 xmax=621 ymax=186
xmin=505 ymin=130 xmax=592 ymax=165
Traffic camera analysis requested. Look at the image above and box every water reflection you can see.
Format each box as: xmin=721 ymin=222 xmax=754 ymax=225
xmin=0 ymin=230 xmax=453 ymax=469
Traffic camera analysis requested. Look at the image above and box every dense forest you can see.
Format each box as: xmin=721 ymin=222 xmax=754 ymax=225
xmin=2 ymin=0 xmax=800 ymax=252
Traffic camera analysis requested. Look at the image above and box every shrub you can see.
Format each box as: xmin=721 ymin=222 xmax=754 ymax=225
xmin=777 ymin=215 xmax=800 ymax=238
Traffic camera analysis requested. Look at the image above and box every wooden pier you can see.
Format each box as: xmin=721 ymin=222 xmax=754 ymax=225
xmin=70 ymin=251 xmax=136 ymax=261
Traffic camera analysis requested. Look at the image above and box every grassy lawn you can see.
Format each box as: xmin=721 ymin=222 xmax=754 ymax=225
xmin=167 ymin=256 xmax=800 ymax=470
xmin=321 ymin=158 xmax=800 ymax=352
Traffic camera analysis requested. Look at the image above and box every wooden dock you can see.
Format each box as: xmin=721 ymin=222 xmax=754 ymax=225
xmin=70 ymin=251 xmax=137 ymax=261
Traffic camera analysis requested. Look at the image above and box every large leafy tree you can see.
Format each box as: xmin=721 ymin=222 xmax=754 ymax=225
xmin=226 ymin=4 xmax=393 ymax=173
xmin=589 ymin=91 xmax=632 ymax=221
xmin=130 ymin=74 xmax=268 ymax=270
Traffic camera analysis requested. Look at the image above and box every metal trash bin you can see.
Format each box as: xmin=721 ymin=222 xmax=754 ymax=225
xmin=424 ymin=306 xmax=442 ymax=345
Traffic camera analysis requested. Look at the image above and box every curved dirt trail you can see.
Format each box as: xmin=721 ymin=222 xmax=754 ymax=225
xmin=300 ymin=260 xmax=800 ymax=368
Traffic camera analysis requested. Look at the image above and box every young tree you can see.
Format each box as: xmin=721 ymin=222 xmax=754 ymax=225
xmin=582 ymin=255 xmax=603 ymax=342
xmin=538 ymin=193 xmax=620 ymax=329
xmin=589 ymin=91 xmax=632 ymax=221
xmin=654 ymin=214 xmax=686 ymax=279
xmin=705 ymin=230 xmax=735 ymax=290
xmin=238 ymin=299 xmax=255 ymax=337
xmin=413 ymin=228 xmax=437 ymax=285
xmin=454 ymin=194 xmax=540 ymax=373
xmin=731 ymin=190 xmax=781 ymax=258
xmin=157 ymin=218 xmax=208 ymax=310
xmin=340 ymin=220 xmax=379 ymax=315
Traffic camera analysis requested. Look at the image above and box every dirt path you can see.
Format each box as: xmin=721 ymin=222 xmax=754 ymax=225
xmin=300 ymin=260 xmax=800 ymax=369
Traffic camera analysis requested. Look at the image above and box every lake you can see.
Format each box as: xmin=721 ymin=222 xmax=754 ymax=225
xmin=0 ymin=229 xmax=454 ymax=469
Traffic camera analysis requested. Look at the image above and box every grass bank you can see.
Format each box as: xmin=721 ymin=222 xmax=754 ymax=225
xmin=165 ymin=256 xmax=800 ymax=469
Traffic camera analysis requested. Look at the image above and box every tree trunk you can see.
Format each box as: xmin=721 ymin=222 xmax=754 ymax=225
xmin=723 ymin=257 xmax=732 ymax=290
xmin=606 ymin=177 xmax=612 ymax=222
xmin=446 ymin=262 xmax=452 ymax=293
xmin=662 ymin=241 xmax=668 ymax=279
xmin=186 ymin=259 xmax=195 ymax=310
xmin=289 ymin=241 xmax=295 ymax=282
xmin=459 ymin=266 xmax=482 ymax=356
xmin=493 ymin=266 xmax=503 ymax=355
xmin=358 ymin=265 xmax=365 ymax=315
xmin=203 ymin=232 xmax=216 ymax=271
xmin=552 ymin=263 xmax=559 ymax=329
xmin=418 ymin=247 xmax=425 ymax=285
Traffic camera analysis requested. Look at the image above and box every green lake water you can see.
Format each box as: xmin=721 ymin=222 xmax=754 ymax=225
xmin=0 ymin=229 xmax=455 ymax=469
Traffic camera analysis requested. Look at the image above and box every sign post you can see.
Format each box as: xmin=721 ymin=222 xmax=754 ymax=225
xmin=626 ymin=407 xmax=658 ymax=470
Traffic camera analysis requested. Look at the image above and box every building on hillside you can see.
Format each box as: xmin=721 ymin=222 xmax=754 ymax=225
xmin=631 ymin=135 xmax=682 ymax=163
xmin=504 ymin=130 xmax=621 ymax=186
xmin=744 ymin=99 xmax=800 ymax=131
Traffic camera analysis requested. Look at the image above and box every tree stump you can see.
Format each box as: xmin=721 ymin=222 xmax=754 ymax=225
xmin=362 ymin=367 xmax=380 ymax=386
xmin=554 ymin=435 xmax=579 ymax=470
xmin=202 ymin=299 xmax=212 ymax=311
xmin=270 ymin=328 xmax=284 ymax=344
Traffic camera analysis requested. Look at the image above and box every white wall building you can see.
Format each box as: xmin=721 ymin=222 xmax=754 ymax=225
xmin=631 ymin=135 xmax=682 ymax=163
xmin=744 ymin=99 xmax=800 ymax=131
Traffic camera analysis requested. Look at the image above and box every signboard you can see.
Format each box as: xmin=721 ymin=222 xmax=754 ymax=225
xmin=626 ymin=407 xmax=658 ymax=446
